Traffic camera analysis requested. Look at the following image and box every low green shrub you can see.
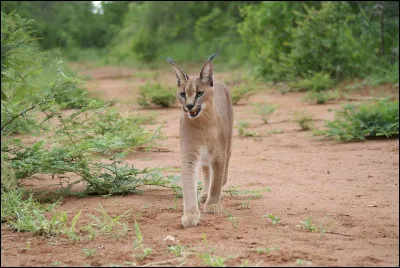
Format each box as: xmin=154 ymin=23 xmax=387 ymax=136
xmin=288 ymin=72 xmax=339 ymax=104
xmin=84 ymin=162 xmax=181 ymax=196
xmin=314 ymin=99 xmax=399 ymax=141
xmin=289 ymin=72 xmax=335 ymax=92
xmin=138 ymin=83 xmax=176 ymax=108
xmin=304 ymin=89 xmax=340 ymax=104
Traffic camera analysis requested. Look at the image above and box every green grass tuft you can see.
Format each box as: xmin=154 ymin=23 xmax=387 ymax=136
xmin=236 ymin=121 xmax=259 ymax=137
xmin=252 ymin=103 xmax=277 ymax=124
xmin=291 ymin=111 xmax=315 ymax=130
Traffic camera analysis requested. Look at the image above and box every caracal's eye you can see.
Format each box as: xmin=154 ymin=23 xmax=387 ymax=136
xmin=180 ymin=92 xmax=186 ymax=98
xmin=196 ymin=91 xmax=204 ymax=98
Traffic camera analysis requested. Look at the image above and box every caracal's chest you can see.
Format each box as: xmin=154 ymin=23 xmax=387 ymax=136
xmin=199 ymin=146 xmax=212 ymax=166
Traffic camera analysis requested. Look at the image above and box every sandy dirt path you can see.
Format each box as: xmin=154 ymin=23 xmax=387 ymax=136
xmin=1 ymin=63 xmax=399 ymax=267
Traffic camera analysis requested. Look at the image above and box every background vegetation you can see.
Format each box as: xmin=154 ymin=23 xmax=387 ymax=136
xmin=2 ymin=1 xmax=398 ymax=83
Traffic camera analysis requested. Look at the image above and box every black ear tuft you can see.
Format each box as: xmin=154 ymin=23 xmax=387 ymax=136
xmin=207 ymin=53 xmax=217 ymax=62
xmin=166 ymin=57 xmax=175 ymax=64
xmin=166 ymin=57 xmax=189 ymax=86
xmin=199 ymin=54 xmax=215 ymax=87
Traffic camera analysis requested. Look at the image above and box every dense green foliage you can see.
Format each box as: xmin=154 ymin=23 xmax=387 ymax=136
xmin=2 ymin=1 xmax=398 ymax=84
xmin=239 ymin=1 xmax=399 ymax=83
xmin=106 ymin=1 xmax=251 ymax=68
xmin=315 ymin=99 xmax=399 ymax=141
xmin=1 ymin=1 xmax=129 ymax=50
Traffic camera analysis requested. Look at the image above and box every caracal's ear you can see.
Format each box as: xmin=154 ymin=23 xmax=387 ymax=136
xmin=166 ymin=57 xmax=189 ymax=87
xmin=199 ymin=53 xmax=217 ymax=87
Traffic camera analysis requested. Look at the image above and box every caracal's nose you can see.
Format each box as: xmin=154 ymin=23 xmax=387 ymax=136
xmin=186 ymin=103 xmax=194 ymax=110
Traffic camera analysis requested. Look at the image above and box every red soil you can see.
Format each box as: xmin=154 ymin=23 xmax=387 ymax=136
xmin=1 ymin=63 xmax=398 ymax=267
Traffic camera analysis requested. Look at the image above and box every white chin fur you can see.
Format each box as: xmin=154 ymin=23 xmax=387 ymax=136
xmin=188 ymin=111 xmax=200 ymax=119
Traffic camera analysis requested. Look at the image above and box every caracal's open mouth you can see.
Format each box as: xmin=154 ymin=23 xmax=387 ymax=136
xmin=188 ymin=107 xmax=202 ymax=119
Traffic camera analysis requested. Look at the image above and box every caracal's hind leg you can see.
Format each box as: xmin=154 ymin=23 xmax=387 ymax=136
xmin=204 ymin=159 xmax=225 ymax=214
xmin=199 ymin=165 xmax=210 ymax=203
xmin=223 ymin=150 xmax=231 ymax=186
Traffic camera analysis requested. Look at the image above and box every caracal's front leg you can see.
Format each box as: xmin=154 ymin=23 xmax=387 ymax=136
xmin=181 ymin=158 xmax=200 ymax=227
xmin=199 ymin=165 xmax=210 ymax=203
xmin=204 ymin=159 xmax=225 ymax=214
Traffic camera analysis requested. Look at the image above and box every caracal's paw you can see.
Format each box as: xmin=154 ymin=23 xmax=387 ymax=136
xmin=199 ymin=192 xmax=208 ymax=203
xmin=181 ymin=210 xmax=200 ymax=228
xmin=204 ymin=203 xmax=222 ymax=214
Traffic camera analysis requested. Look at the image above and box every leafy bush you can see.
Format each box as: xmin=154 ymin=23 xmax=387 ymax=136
xmin=314 ymin=99 xmax=399 ymax=141
xmin=1 ymin=11 xmax=179 ymax=199
xmin=252 ymin=103 xmax=277 ymax=124
xmin=1 ymin=12 xmax=88 ymax=135
xmin=287 ymin=2 xmax=368 ymax=79
xmin=138 ymin=83 xmax=176 ymax=108
xmin=1 ymin=88 xmax=167 ymax=193
xmin=78 ymin=108 xmax=162 ymax=156
xmin=84 ymin=162 xmax=181 ymax=196
xmin=1 ymin=12 xmax=38 ymax=96
xmin=238 ymin=2 xmax=301 ymax=81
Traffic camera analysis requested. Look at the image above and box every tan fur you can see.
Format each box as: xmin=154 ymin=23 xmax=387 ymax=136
xmin=168 ymin=57 xmax=233 ymax=227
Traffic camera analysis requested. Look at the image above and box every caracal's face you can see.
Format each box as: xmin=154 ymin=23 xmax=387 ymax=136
xmin=177 ymin=78 xmax=213 ymax=119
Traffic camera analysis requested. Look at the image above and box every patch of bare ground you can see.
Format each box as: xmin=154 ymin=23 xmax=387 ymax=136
xmin=2 ymin=63 xmax=398 ymax=267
